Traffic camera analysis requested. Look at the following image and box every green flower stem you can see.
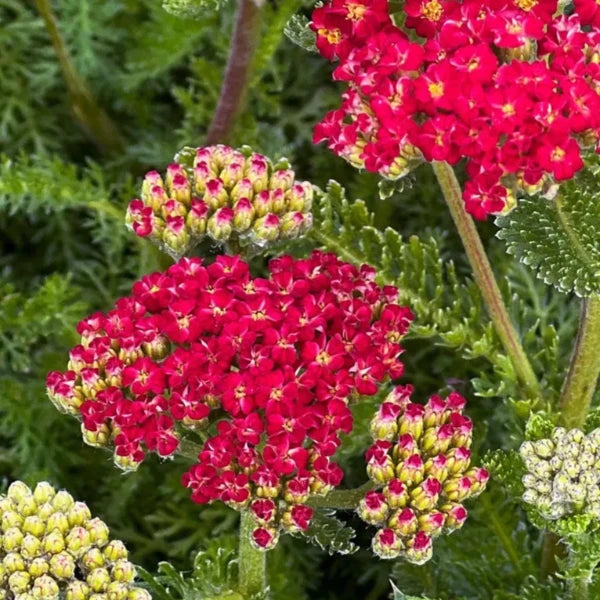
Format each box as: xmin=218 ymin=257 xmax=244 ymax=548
xmin=205 ymin=0 xmax=263 ymax=144
xmin=432 ymin=161 xmax=541 ymax=399
xmin=238 ymin=511 xmax=266 ymax=598
xmin=33 ymin=0 xmax=122 ymax=153
xmin=568 ymin=571 xmax=593 ymax=600
xmin=307 ymin=482 xmax=374 ymax=510
xmin=559 ymin=296 xmax=600 ymax=429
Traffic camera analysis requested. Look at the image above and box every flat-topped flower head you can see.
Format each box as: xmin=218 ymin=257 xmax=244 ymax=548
xmin=47 ymin=251 xmax=414 ymax=549
xmin=359 ymin=386 xmax=488 ymax=563
xmin=0 ymin=481 xmax=149 ymax=600
xmin=311 ymin=0 xmax=600 ymax=219
xmin=126 ymin=145 xmax=313 ymax=258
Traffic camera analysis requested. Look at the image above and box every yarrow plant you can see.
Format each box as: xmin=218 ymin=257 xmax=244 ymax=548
xmin=311 ymin=0 xmax=600 ymax=218
xmin=7 ymin=0 xmax=600 ymax=597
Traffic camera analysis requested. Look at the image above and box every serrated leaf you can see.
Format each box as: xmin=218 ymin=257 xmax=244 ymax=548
xmin=301 ymin=509 xmax=358 ymax=555
xmin=284 ymin=15 xmax=317 ymax=53
xmin=483 ymin=450 xmax=525 ymax=498
xmin=496 ymin=168 xmax=600 ymax=297
xmin=162 ymin=0 xmax=225 ymax=19
xmin=524 ymin=413 xmax=556 ymax=441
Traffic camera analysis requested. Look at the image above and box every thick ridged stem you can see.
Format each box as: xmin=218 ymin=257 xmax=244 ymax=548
xmin=238 ymin=511 xmax=266 ymax=597
xmin=34 ymin=0 xmax=122 ymax=153
xmin=432 ymin=161 xmax=541 ymax=399
xmin=205 ymin=0 xmax=262 ymax=144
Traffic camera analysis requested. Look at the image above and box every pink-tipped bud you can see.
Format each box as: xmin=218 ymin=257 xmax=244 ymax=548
xmin=441 ymin=503 xmax=468 ymax=532
xmin=424 ymin=395 xmax=447 ymax=428
xmin=443 ymin=476 xmax=473 ymax=502
xmin=396 ymin=454 xmax=424 ymax=486
xmin=270 ymin=188 xmax=286 ymax=213
xmin=161 ymin=199 xmax=187 ymax=219
xmin=358 ymin=491 xmax=389 ymax=525
xmin=383 ymin=479 xmax=409 ymax=509
xmin=399 ymin=403 xmax=425 ymax=440
xmin=446 ymin=392 xmax=466 ymax=414
xmin=279 ymin=211 xmax=308 ymax=239
xmin=126 ymin=200 xmax=154 ymax=238
xmin=372 ymin=528 xmax=403 ymax=559
xmin=370 ymin=402 xmax=402 ymax=442
xmin=421 ymin=424 xmax=454 ymax=455
xmin=449 ymin=413 xmax=473 ymax=447
xmin=464 ymin=467 xmax=489 ymax=498
xmin=220 ymin=161 xmax=244 ymax=188
xmin=386 ymin=384 xmax=413 ymax=408
xmin=204 ymin=178 xmax=228 ymax=210
xmin=233 ymin=198 xmax=255 ymax=232
xmin=231 ymin=178 xmax=254 ymax=203
xmin=252 ymin=214 xmax=280 ymax=243
xmin=366 ymin=442 xmax=395 ymax=484
xmin=193 ymin=163 xmax=211 ymax=195
xmin=141 ymin=171 xmax=164 ymax=203
xmin=207 ymin=207 xmax=234 ymax=241
xmin=250 ymin=499 xmax=277 ymax=525
xmin=424 ymin=454 xmax=449 ymax=483
xmin=247 ymin=156 xmax=269 ymax=192
xmin=288 ymin=182 xmax=313 ymax=212
xmin=445 ymin=447 xmax=471 ymax=475
xmin=186 ymin=199 xmax=209 ymax=235
xmin=410 ymin=477 xmax=441 ymax=511
xmin=251 ymin=526 xmax=279 ymax=550
xmin=418 ymin=511 xmax=445 ymax=537
xmin=389 ymin=507 xmax=418 ymax=536
xmin=281 ymin=504 xmax=313 ymax=533
xmin=163 ymin=216 xmax=190 ymax=253
xmin=170 ymin=173 xmax=191 ymax=205
xmin=405 ymin=531 xmax=433 ymax=565
xmin=393 ymin=434 xmax=417 ymax=462
xmin=253 ymin=190 xmax=273 ymax=217
xmin=270 ymin=169 xmax=295 ymax=191
xmin=166 ymin=163 xmax=186 ymax=189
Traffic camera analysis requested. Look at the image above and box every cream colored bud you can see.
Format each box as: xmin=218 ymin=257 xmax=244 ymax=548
xmin=7 ymin=482 xmax=32 ymax=504
xmin=33 ymin=483 xmax=56 ymax=505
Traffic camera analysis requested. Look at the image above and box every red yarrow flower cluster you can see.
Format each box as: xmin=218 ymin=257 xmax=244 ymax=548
xmin=360 ymin=385 xmax=488 ymax=563
xmin=47 ymin=251 xmax=413 ymax=548
xmin=311 ymin=0 xmax=600 ymax=218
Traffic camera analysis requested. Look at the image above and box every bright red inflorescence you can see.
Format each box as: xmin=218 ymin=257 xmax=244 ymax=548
xmin=310 ymin=0 xmax=600 ymax=219
xmin=47 ymin=251 xmax=413 ymax=547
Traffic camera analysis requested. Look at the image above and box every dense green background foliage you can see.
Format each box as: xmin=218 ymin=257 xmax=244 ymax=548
xmin=0 ymin=1 xmax=593 ymax=598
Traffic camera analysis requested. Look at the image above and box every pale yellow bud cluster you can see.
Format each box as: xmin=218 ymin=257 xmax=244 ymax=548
xmin=0 ymin=482 xmax=150 ymax=600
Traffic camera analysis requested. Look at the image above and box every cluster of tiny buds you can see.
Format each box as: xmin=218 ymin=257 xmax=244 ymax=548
xmin=0 ymin=481 xmax=149 ymax=600
xmin=520 ymin=427 xmax=600 ymax=520
xmin=126 ymin=145 xmax=314 ymax=258
xmin=359 ymin=386 xmax=489 ymax=564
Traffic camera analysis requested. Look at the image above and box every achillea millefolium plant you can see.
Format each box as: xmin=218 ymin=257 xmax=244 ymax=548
xmin=2 ymin=0 xmax=600 ymax=599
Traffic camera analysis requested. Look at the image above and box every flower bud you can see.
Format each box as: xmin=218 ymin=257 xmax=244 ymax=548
xmin=441 ymin=503 xmax=468 ymax=533
xmin=28 ymin=558 xmax=50 ymax=579
xmin=383 ymin=479 xmax=409 ymax=510
xmin=32 ymin=575 xmax=59 ymax=599
xmin=358 ymin=492 xmax=389 ymax=525
xmin=388 ymin=508 xmax=418 ymax=536
xmin=102 ymin=541 xmax=128 ymax=564
xmin=418 ymin=511 xmax=445 ymax=537
xmin=2 ymin=527 xmax=24 ymax=552
xmin=207 ymin=207 xmax=234 ymax=242
xmin=280 ymin=505 xmax=313 ymax=533
xmin=372 ymin=528 xmax=403 ymax=559
xmin=8 ymin=571 xmax=30 ymax=594
xmin=251 ymin=527 xmax=279 ymax=551
xmin=404 ymin=531 xmax=433 ymax=565
xmin=252 ymin=214 xmax=280 ymax=243
xmin=87 ymin=568 xmax=111 ymax=593
xmin=49 ymin=553 xmax=76 ymax=579
xmin=110 ymin=561 xmax=136 ymax=584
xmin=66 ymin=581 xmax=90 ymax=600
xmin=396 ymin=454 xmax=424 ymax=486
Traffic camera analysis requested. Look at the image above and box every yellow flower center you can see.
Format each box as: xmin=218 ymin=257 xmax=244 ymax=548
xmin=514 ymin=0 xmax=538 ymax=10
xmin=346 ymin=3 xmax=367 ymax=21
xmin=422 ymin=0 xmax=443 ymax=22
xmin=318 ymin=27 xmax=343 ymax=44
xmin=428 ymin=82 xmax=445 ymax=99
xmin=551 ymin=147 xmax=566 ymax=162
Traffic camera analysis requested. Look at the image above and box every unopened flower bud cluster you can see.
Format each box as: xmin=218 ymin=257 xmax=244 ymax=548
xmin=126 ymin=145 xmax=314 ymax=258
xmin=360 ymin=386 xmax=489 ymax=564
xmin=0 ymin=481 xmax=149 ymax=600
xmin=520 ymin=427 xmax=600 ymax=520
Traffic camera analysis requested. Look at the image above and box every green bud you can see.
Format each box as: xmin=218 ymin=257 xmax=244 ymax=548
xmin=28 ymin=558 xmax=49 ymax=579
xmin=65 ymin=581 xmax=90 ymax=600
xmin=33 ymin=483 xmax=56 ymax=505
xmin=110 ymin=561 xmax=135 ymax=584
xmin=2 ymin=526 xmax=24 ymax=552
xmin=42 ymin=530 xmax=66 ymax=554
xmin=86 ymin=519 xmax=109 ymax=548
xmin=68 ymin=503 xmax=92 ymax=528
xmin=8 ymin=571 xmax=31 ymax=594
xmin=3 ymin=553 xmax=26 ymax=573
xmin=22 ymin=516 xmax=45 ymax=538
xmin=102 ymin=541 xmax=128 ymax=563
xmin=66 ymin=527 xmax=92 ymax=557
xmin=2 ymin=511 xmax=24 ymax=530
xmin=31 ymin=575 xmax=59 ymax=600
xmin=87 ymin=568 xmax=111 ymax=593
xmin=127 ymin=588 xmax=151 ymax=600
xmin=49 ymin=552 xmax=76 ymax=579
xmin=47 ymin=512 xmax=70 ymax=535
xmin=17 ymin=496 xmax=38 ymax=518
xmin=21 ymin=534 xmax=42 ymax=560
xmin=7 ymin=482 xmax=32 ymax=504
xmin=52 ymin=491 xmax=74 ymax=513
xmin=106 ymin=582 xmax=129 ymax=600
xmin=81 ymin=548 xmax=105 ymax=571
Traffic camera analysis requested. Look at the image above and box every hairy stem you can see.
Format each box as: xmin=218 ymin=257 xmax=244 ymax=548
xmin=307 ymin=482 xmax=374 ymax=510
xmin=559 ymin=296 xmax=600 ymax=429
xmin=432 ymin=161 xmax=541 ymax=399
xmin=205 ymin=0 xmax=262 ymax=144
xmin=238 ymin=511 xmax=266 ymax=597
xmin=33 ymin=0 xmax=122 ymax=153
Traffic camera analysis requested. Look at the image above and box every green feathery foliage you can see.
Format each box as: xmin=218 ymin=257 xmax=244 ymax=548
xmin=496 ymin=157 xmax=600 ymax=297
